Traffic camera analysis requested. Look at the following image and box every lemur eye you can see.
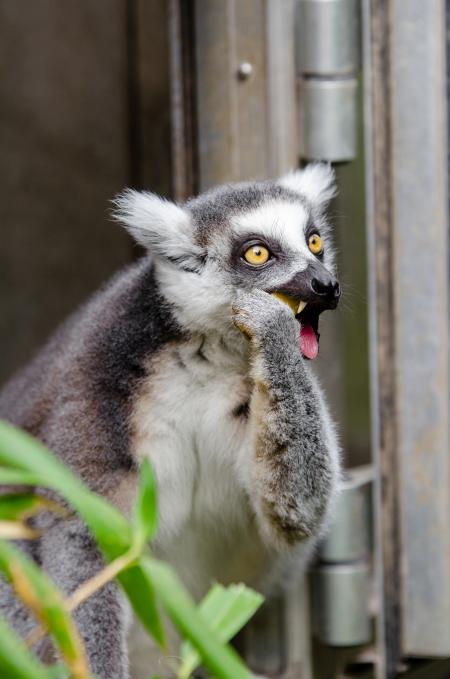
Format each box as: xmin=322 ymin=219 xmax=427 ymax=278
xmin=308 ymin=233 xmax=323 ymax=256
xmin=243 ymin=244 xmax=270 ymax=266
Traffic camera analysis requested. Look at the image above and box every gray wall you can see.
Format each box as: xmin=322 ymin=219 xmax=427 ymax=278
xmin=0 ymin=0 xmax=171 ymax=383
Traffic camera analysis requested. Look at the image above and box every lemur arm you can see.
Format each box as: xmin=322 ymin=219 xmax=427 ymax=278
xmin=232 ymin=289 xmax=340 ymax=549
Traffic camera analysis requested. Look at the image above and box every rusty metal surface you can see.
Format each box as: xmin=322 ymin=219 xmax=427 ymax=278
xmin=390 ymin=0 xmax=450 ymax=657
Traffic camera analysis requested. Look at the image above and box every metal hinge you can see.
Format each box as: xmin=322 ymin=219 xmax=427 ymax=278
xmin=311 ymin=465 xmax=373 ymax=646
xmin=296 ymin=0 xmax=360 ymax=162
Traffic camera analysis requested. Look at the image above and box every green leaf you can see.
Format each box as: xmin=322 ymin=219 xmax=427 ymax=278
xmin=0 ymin=491 xmax=69 ymax=542
xmin=118 ymin=564 xmax=165 ymax=648
xmin=201 ymin=583 xmax=263 ymax=642
xmin=0 ymin=421 xmax=131 ymax=557
xmin=0 ymin=493 xmax=69 ymax=522
xmin=45 ymin=667 xmax=68 ymax=679
xmin=141 ymin=557 xmax=250 ymax=679
xmin=0 ymin=540 xmax=89 ymax=679
xmin=0 ymin=494 xmax=42 ymax=521
xmin=0 ymin=616 xmax=53 ymax=679
xmin=179 ymin=583 xmax=263 ymax=679
xmin=133 ymin=459 xmax=158 ymax=549
xmin=0 ymin=422 xmax=165 ymax=650
xmin=0 ymin=422 xmax=259 ymax=676
xmin=0 ymin=468 xmax=41 ymax=486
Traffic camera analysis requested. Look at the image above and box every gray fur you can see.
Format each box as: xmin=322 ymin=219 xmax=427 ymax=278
xmin=0 ymin=166 xmax=341 ymax=678
xmin=188 ymin=181 xmax=309 ymax=236
xmin=187 ymin=171 xmax=334 ymax=241
xmin=232 ymin=290 xmax=338 ymax=545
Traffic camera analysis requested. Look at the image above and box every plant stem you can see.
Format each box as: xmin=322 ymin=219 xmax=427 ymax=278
xmin=26 ymin=547 xmax=139 ymax=649
xmin=67 ymin=549 xmax=138 ymax=611
xmin=0 ymin=521 xmax=38 ymax=539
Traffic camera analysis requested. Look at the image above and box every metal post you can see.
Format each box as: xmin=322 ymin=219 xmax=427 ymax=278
xmin=365 ymin=0 xmax=450 ymax=674
xmin=390 ymin=0 xmax=450 ymax=658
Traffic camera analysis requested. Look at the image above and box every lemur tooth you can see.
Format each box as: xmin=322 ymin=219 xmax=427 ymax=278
xmin=297 ymin=301 xmax=307 ymax=315
xmin=271 ymin=292 xmax=298 ymax=316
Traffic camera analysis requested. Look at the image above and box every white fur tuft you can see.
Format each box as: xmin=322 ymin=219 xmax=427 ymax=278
xmin=279 ymin=164 xmax=337 ymax=207
xmin=113 ymin=190 xmax=202 ymax=262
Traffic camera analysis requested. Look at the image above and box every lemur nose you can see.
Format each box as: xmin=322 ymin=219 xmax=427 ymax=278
xmin=311 ymin=276 xmax=341 ymax=301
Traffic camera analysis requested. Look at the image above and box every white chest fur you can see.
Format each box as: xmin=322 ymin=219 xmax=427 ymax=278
xmin=131 ymin=335 xmax=267 ymax=597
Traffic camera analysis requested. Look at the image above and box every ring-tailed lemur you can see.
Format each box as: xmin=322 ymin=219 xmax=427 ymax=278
xmin=0 ymin=164 xmax=341 ymax=678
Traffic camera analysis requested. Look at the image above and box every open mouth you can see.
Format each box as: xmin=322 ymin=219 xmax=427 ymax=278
xmin=271 ymin=292 xmax=321 ymax=360
xmin=296 ymin=304 xmax=320 ymax=360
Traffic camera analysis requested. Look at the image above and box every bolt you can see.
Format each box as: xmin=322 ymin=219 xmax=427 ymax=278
xmin=237 ymin=62 xmax=253 ymax=81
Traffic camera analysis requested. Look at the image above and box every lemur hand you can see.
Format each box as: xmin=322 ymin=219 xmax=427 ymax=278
xmin=232 ymin=288 xmax=338 ymax=547
xmin=231 ymin=289 xmax=299 ymax=349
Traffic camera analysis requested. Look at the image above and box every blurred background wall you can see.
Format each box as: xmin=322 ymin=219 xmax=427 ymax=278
xmin=0 ymin=0 xmax=172 ymax=384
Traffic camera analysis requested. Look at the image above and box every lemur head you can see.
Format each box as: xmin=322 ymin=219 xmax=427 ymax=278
xmin=114 ymin=164 xmax=340 ymax=359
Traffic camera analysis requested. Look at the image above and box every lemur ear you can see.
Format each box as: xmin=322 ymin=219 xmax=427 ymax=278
xmin=279 ymin=164 xmax=337 ymax=207
xmin=113 ymin=190 xmax=202 ymax=264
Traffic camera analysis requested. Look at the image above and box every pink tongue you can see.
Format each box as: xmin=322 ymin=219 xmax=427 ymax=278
xmin=300 ymin=323 xmax=319 ymax=360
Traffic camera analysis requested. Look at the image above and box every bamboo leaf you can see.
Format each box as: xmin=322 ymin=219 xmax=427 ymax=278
xmin=0 ymin=423 xmax=258 ymax=674
xmin=45 ymin=666 xmax=69 ymax=679
xmin=179 ymin=583 xmax=263 ymax=679
xmin=118 ymin=564 xmax=165 ymax=648
xmin=0 ymin=422 xmax=165 ymax=650
xmin=0 ymin=493 xmax=69 ymax=522
xmin=0 ymin=468 xmax=41 ymax=486
xmin=0 ymin=421 xmax=131 ymax=557
xmin=199 ymin=583 xmax=263 ymax=642
xmin=0 ymin=494 xmax=42 ymax=521
xmin=0 ymin=493 xmax=70 ymax=542
xmin=133 ymin=459 xmax=158 ymax=549
xmin=0 ymin=616 xmax=54 ymax=679
xmin=141 ymin=557 xmax=250 ymax=679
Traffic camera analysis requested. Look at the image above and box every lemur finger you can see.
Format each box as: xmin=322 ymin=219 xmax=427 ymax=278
xmin=232 ymin=288 xmax=291 ymax=321
xmin=232 ymin=288 xmax=298 ymax=346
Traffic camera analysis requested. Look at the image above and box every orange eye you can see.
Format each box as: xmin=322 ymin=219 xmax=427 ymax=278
xmin=308 ymin=233 xmax=323 ymax=255
xmin=243 ymin=244 xmax=270 ymax=265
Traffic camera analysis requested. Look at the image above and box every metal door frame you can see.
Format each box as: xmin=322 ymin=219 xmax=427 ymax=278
xmin=364 ymin=0 xmax=450 ymax=676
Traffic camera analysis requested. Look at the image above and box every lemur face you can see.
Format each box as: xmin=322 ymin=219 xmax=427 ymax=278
xmin=114 ymin=164 xmax=339 ymax=357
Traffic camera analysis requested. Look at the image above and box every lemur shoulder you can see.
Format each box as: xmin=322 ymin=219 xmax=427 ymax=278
xmin=0 ymin=164 xmax=341 ymax=679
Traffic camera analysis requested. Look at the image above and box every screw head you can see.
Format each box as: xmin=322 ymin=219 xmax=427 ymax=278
xmin=237 ymin=62 xmax=253 ymax=80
